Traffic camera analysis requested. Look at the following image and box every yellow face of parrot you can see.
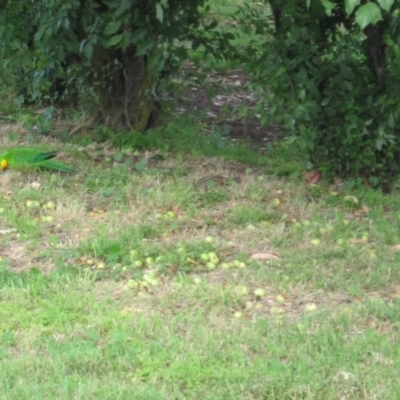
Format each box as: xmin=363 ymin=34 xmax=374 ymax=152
xmin=0 ymin=159 xmax=9 ymax=170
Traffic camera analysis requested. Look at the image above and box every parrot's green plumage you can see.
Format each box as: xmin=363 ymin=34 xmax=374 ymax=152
xmin=0 ymin=148 xmax=77 ymax=172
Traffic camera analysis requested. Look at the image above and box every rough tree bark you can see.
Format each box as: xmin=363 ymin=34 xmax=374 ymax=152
xmin=91 ymin=45 xmax=159 ymax=132
xmin=364 ymin=23 xmax=387 ymax=91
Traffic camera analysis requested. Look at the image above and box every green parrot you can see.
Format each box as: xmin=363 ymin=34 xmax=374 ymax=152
xmin=0 ymin=148 xmax=77 ymax=172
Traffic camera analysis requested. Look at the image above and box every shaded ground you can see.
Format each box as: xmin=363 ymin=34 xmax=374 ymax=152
xmin=169 ymin=63 xmax=283 ymax=152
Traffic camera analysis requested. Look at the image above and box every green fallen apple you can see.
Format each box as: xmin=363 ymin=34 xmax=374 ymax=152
xmin=254 ymin=288 xmax=266 ymax=298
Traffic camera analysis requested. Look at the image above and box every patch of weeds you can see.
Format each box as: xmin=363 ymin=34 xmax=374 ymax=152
xmin=265 ymin=142 xmax=305 ymax=178
xmin=84 ymin=167 xmax=133 ymax=200
xmin=24 ymin=106 xmax=55 ymax=135
xmin=321 ymin=191 xmax=344 ymax=207
xmin=12 ymin=188 xmax=43 ymax=204
xmin=200 ymin=190 xmax=229 ymax=206
xmin=0 ymin=264 xmax=73 ymax=291
xmin=145 ymin=181 xmax=198 ymax=212
xmin=5 ymin=210 xmax=44 ymax=237
xmin=306 ymin=184 xmax=324 ymax=199
xmin=78 ymin=232 xmax=249 ymax=289
xmin=81 ymin=226 xmax=157 ymax=264
xmin=228 ymin=205 xmax=277 ymax=225
xmin=242 ymin=181 xmax=270 ymax=202
xmin=371 ymin=217 xmax=400 ymax=245
xmin=82 ymin=117 xmax=269 ymax=166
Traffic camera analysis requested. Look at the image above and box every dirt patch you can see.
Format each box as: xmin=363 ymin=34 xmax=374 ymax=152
xmin=167 ymin=62 xmax=283 ymax=152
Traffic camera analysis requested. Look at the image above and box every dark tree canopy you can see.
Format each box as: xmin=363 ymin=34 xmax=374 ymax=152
xmin=1 ymin=0 xmax=207 ymax=130
xmin=243 ymin=0 xmax=400 ymax=188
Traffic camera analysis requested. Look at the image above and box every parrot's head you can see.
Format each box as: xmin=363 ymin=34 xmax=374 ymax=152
xmin=0 ymin=159 xmax=9 ymax=170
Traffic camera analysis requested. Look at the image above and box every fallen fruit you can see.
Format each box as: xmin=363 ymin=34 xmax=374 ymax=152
xmin=270 ymin=306 xmax=284 ymax=315
xmin=234 ymin=286 xmax=249 ymax=296
xmin=127 ymin=279 xmax=139 ymax=288
xmin=344 ymin=195 xmax=358 ymax=204
xmin=206 ymin=261 xmax=217 ymax=270
xmin=272 ymin=198 xmax=281 ymax=206
xmin=276 ymin=294 xmax=286 ymax=303
xmin=145 ymin=257 xmax=154 ymax=266
xmin=232 ymin=260 xmax=241 ymax=268
xmin=192 ymin=277 xmax=202 ymax=285
xmin=130 ymin=249 xmax=139 ymax=258
xmin=200 ymin=253 xmax=210 ymax=262
xmin=44 ymin=201 xmax=56 ymax=210
xmin=208 ymin=253 xmax=219 ymax=263
xmin=305 ymin=302 xmax=317 ymax=312
xmin=132 ymin=260 xmax=143 ymax=268
xmin=254 ymin=288 xmax=266 ymax=298
xmin=245 ymin=301 xmax=253 ymax=309
xmin=26 ymin=200 xmax=40 ymax=208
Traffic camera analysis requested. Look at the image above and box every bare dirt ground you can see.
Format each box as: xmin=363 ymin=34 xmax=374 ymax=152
xmin=168 ymin=62 xmax=283 ymax=151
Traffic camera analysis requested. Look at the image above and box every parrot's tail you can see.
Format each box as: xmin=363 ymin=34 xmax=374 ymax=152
xmin=37 ymin=160 xmax=77 ymax=173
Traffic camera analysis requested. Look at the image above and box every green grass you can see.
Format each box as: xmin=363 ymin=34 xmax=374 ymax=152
xmin=1 ymin=1 xmax=400 ymax=396
xmin=0 ymin=130 xmax=399 ymax=398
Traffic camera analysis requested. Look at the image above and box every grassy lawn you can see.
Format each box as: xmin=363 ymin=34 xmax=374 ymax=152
xmin=0 ymin=120 xmax=400 ymax=399
xmin=1 ymin=2 xmax=400 ymax=400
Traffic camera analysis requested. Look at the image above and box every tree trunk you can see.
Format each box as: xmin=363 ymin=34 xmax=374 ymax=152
xmin=364 ymin=23 xmax=387 ymax=91
xmin=91 ymin=44 xmax=159 ymax=131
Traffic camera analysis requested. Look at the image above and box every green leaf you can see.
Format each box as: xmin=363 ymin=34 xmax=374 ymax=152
xmin=115 ymin=0 xmax=131 ymax=17
xmin=135 ymin=41 xmax=155 ymax=56
xmin=321 ymin=0 xmax=336 ymax=16
xmin=155 ymin=3 xmax=164 ymax=23
xmin=376 ymin=138 xmax=384 ymax=151
xmin=376 ymin=0 xmax=394 ymax=12
xmin=355 ymin=3 xmax=382 ymax=29
xmin=206 ymin=20 xmax=218 ymax=30
xmin=104 ymin=21 xmax=121 ymax=36
xmin=106 ymin=34 xmax=123 ymax=47
xmin=79 ymin=39 xmax=87 ymax=53
xmin=223 ymin=32 xmax=236 ymax=40
xmin=344 ymin=0 xmax=361 ymax=16
xmin=83 ymin=42 xmax=93 ymax=59
xmin=321 ymin=98 xmax=330 ymax=106
xmin=120 ymin=30 xmax=131 ymax=52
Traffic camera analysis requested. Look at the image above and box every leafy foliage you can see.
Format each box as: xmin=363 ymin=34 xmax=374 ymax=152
xmin=1 ymin=0 xmax=204 ymax=89
xmin=0 ymin=0 xmax=234 ymax=130
xmin=240 ymin=0 xmax=400 ymax=188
